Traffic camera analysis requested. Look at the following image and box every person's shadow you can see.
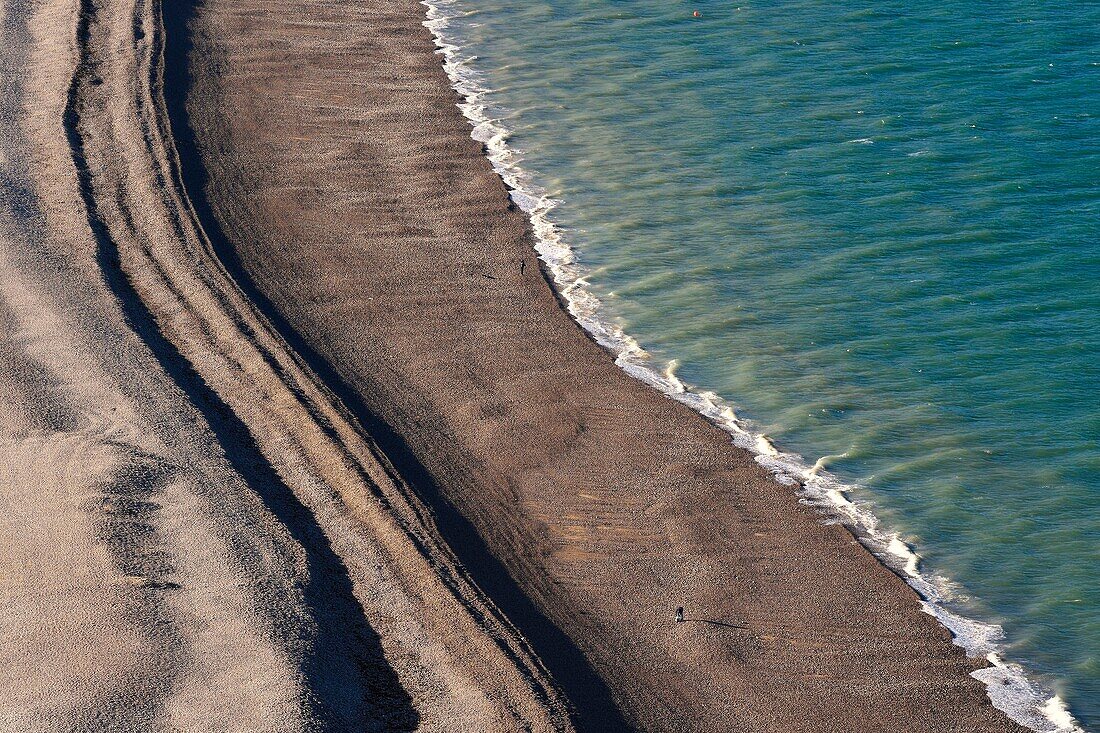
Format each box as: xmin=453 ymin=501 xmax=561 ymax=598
xmin=683 ymin=617 xmax=749 ymax=630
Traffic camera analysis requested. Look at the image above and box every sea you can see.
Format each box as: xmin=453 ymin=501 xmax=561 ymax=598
xmin=422 ymin=1 xmax=1099 ymax=730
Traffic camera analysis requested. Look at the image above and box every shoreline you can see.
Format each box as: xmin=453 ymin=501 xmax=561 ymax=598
xmin=0 ymin=0 xmax=1076 ymax=730
xmin=173 ymin=0 xmax=1038 ymax=726
xmin=419 ymin=3 xmax=1085 ymax=732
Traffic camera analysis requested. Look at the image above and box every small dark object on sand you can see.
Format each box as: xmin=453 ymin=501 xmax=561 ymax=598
xmin=675 ymin=607 xmax=684 ymax=623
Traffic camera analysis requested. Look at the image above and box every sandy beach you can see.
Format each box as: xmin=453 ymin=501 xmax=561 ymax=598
xmin=0 ymin=0 xmax=1034 ymax=730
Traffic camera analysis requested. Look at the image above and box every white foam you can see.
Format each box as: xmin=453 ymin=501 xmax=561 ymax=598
xmin=419 ymin=3 xmax=1085 ymax=731
xmin=754 ymin=434 xmax=780 ymax=456
xmin=662 ymin=360 xmax=686 ymax=393
xmin=886 ymin=535 xmax=921 ymax=578
xmin=1043 ymin=697 xmax=1080 ymax=731
xmin=808 ymin=451 xmax=848 ymax=477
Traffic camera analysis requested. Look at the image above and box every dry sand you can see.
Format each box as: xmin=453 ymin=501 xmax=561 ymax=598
xmin=1 ymin=0 xmax=569 ymax=730
xmin=0 ymin=0 xmax=1032 ymax=730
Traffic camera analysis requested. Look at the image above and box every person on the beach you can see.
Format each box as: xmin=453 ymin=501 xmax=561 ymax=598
xmin=675 ymin=606 xmax=684 ymax=623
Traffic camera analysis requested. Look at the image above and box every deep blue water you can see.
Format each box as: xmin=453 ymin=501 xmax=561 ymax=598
xmin=427 ymin=1 xmax=1099 ymax=728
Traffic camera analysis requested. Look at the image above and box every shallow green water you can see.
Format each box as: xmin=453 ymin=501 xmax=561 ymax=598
xmin=426 ymin=1 xmax=1098 ymax=727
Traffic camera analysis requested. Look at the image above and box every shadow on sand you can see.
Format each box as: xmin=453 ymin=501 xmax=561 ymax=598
xmin=64 ymin=0 xmax=419 ymax=729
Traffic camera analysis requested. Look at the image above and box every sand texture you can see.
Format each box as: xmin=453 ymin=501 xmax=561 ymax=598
xmin=0 ymin=0 xmax=1031 ymax=731
xmin=1 ymin=0 xmax=570 ymax=730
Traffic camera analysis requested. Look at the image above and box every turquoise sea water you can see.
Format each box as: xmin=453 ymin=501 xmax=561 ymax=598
xmin=427 ymin=1 xmax=1098 ymax=728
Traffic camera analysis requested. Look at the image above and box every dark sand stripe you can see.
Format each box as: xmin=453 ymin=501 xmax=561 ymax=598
xmin=63 ymin=1 xmax=419 ymax=727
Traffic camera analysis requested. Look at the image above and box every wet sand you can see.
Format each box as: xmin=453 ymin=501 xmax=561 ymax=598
xmin=0 ymin=0 xmax=1032 ymax=730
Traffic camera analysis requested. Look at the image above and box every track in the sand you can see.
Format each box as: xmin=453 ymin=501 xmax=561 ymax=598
xmin=63 ymin=2 xmax=416 ymax=726
xmin=0 ymin=0 xmax=573 ymax=730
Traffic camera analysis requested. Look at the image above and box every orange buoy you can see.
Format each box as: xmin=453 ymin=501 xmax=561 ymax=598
xmin=693 ymin=10 xmax=701 ymax=17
